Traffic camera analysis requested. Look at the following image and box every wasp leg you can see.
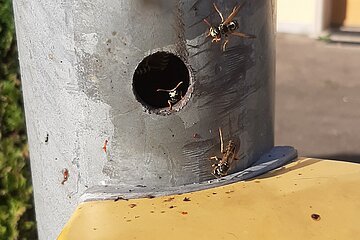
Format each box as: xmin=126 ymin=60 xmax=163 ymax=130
xmin=222 ymin=38 xmax=229 ymax=51
xmin=231 ymin=31 xmax=256 ymax=39
xmin=212 ymin=173 xmax=220 ymax=178
xmin=210 ymin=156 xmax=220 ymax=162
xmin=213 ymin=3 xmax=224 ymax=22
xmin=157 ymin=88 xmax=171 ymax=93
xmin=212 ymin=36 xmax=221 ymax=43
xmin=168 ymin=100 xmax=173 ymax=111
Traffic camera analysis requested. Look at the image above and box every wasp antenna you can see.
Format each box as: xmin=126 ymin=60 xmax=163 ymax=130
xmin=213 ymin=3 xmax=224 ymax=22
xmin=157 ymin=89 xmax=171 ymax=93
xmin=219 ymin=128 xmax=224 ymax=153
xmin=173 ymin=81 xmax=183 ymax=90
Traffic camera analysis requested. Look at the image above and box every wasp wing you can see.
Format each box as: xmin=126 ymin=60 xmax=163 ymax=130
xmin=231 ymin=31 xmax=256 ymax=39
xmin=223 ymin=3 xmax=244 ymax=25
xmin=203 ymin=18 xmax=212 ymax=27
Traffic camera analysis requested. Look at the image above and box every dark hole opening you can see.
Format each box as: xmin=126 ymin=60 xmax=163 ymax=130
xmin=133 ymin=52 xmax=190 ymax=110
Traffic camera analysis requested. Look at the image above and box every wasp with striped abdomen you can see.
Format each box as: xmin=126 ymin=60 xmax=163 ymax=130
xmin=204 ymin=3 xmax=255 ymax=51
xmin=156 ymin=81 xmax=183 ymax=110
xmin=210 ymin=128 xmax=239 ymax=178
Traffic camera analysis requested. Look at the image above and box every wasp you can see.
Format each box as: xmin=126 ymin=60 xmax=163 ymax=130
xmin=204 ymin=3 xmax=255 ymax=51
xmin=210 ymin=128 xmax=238 ymax=178
xmin=156 ymin=81 xmax=183 ymax=110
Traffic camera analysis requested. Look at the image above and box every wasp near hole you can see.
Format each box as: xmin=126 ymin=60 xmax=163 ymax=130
xmin=157 ymin=81 xmax=183 ymax=110
xmin=204 ymin=2 xmax=255 ymax=51
xmin=209 ymin=128 xmax=239 ymax=178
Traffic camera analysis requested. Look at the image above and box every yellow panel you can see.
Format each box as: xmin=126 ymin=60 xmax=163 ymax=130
xmin=58 ymin=158 xmax=360 ymax=240
xmin=345 ymin=0 xmax=360 ymax=27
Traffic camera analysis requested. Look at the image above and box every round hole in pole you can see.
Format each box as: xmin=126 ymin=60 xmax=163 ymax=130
xmin=132 ymin=52 xmax=191 ymax=113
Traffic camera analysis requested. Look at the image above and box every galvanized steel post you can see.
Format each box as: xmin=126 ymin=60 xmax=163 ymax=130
xmin=13 ymin=0 xmax=282 ymax=238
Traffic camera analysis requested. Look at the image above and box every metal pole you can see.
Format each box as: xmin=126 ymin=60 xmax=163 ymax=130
xmin=13 ymin=0 xmax=277 ymax=238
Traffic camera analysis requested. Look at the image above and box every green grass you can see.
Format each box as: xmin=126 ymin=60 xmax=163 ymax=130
xmin=0 ymin=0 xmax=37 ymax=239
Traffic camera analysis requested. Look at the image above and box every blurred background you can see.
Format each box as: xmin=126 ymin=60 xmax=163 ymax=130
xmin=0 ymin=0 xmax=38 ymax=239
xmin=0 ymin=0 xmax=359 ymax=239
xmin=276 ymin=0 xmax=360 ymax=161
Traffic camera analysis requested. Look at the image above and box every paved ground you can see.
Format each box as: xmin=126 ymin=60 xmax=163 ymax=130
xmin=275 ymin=34 xmax=360 ymax=162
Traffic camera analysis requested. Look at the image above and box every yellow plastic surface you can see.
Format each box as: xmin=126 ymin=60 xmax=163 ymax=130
xmin=58 ymin=158 xmax=360 ymax=240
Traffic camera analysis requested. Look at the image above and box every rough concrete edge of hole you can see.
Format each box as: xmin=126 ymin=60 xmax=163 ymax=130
xmin=133 ymin=46 xmax=195 ymax=116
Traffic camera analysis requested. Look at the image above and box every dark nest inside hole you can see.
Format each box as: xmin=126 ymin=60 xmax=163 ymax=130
xmin=133 ymin=52 xmax=190 ymax=110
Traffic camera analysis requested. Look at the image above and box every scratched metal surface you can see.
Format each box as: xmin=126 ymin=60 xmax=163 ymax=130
xmin=81 ymin=147 xmax=297 ymax=203
xmin=96 ymin=0 xmax=275 ymax=187
xmin=13 ymin=0 xmax=275 ymax=238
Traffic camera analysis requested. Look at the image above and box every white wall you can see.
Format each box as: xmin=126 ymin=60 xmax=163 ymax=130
xmin=277 ymin=0 xmax=331 ymax=36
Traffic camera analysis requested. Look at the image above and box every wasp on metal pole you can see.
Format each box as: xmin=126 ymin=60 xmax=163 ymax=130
xmin=12 ymin=0 xmax=294 ymax=239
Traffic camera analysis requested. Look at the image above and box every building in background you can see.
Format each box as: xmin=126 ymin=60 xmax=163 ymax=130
xmin=277 ymin=0 xmax=360 ymax=37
